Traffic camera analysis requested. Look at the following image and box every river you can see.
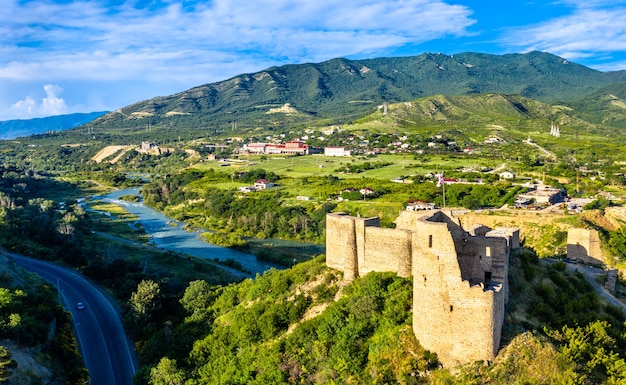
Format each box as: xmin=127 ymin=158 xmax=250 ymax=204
xmin=94 ymin=187 xmax=284 ymax=276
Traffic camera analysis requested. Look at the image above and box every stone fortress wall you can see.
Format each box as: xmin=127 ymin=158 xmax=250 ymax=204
xmin=326 ymin=210 xmax=520 ymax=367
xmin=567 ymin=228 xmax=604 ymax=264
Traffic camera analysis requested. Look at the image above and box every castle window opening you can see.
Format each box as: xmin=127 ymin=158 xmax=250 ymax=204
xmin=450 ymin=305 xmax=453 ymax=312
xmin=486 ymin=246 xmax=491 ymax=257
xmin=484 ymin=271 xmax=492 ymax=284
xmin=429 ymin=234 xmax=433 ymax=248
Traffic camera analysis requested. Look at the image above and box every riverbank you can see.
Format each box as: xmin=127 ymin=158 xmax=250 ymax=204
xmin=92 ymin=187 xmax=287 ymax=276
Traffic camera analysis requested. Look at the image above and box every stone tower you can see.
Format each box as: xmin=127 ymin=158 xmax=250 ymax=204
xmin=325 ymin=210 xmax=519 ymax=367
xmin=567 ymin=228 xmax=603 ymax=264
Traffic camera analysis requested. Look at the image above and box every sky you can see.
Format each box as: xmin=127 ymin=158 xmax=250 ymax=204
xmin=1 ymin=0 xmax=626 ymax=121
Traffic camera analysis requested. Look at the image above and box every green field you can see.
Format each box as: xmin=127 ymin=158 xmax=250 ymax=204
xmin=192 ymin=153 xmax=498 ymax=180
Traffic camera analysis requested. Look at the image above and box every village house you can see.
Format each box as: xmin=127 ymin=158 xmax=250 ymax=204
xmin=243 ymin=141 xmax=312 ymax=155
xmin=254 ymin=179 xmax=275 ymax=190
xmin=517 ymin=186 xmax=566 ymax=205
xmin=137 ymin=141 xmax=172 ymax=155
xmin=499 ymin=171 xmax=515 ymax=179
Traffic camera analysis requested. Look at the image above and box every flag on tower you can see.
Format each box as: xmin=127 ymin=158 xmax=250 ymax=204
xmin=436 ymin=171 xmax=444 ymax=187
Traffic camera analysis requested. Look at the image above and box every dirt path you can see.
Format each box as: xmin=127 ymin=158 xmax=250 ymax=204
xmin=523 ymin=138 xmax=557 ymax=161
xmin=92 ymin=145 xmax=134 ymax=163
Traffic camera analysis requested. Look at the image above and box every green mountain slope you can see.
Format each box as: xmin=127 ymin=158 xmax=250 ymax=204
xmin=87 ymin=51 xmax=626 ymax=132
xmin=358 ymin=93 xmax=617 ymax=141
xmin=569 ymin=82 xmax=626 ymax=128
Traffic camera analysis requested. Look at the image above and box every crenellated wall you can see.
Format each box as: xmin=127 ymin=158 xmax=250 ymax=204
xmin=325 ymin=210 xmax=518 ymax=367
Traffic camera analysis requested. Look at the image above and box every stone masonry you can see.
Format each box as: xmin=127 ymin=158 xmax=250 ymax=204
xmin=567 ymin=228 xmax=604 ymax=264
xmin=326 ymin=210 xmax=520 ymax=367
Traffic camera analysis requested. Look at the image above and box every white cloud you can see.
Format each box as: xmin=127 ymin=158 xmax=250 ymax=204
xmin=0 ymin=0 xmax=478 ymax=119
xmin=10 ymin=84 xmax=67 ymax=119
xmin=500 ymin=4 xmax=626 ymax=62
xmin=10 ymin=96 xmax=37 ymax=117
xmin=0 ymin=0 xmax=476 ymax=85
xmin=593 ymin=59 xmax=626 ymax=72
xmin=556 ymin=0 xmax=626 ymax=8
xmin=41 ymin=84 xmax=67 ymax=116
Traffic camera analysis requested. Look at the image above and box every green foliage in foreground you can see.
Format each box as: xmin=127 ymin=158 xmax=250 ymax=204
xmin=142 ymin=257 xmax=431 ymax=384
xmin=139 ymin=248 xmax=626 ymax=385
xmin=0 ymin=346 xmax=14 ymax=383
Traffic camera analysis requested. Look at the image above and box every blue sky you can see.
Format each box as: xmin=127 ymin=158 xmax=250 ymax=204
xmin=1 ymin=0 xmax=626 ymax=121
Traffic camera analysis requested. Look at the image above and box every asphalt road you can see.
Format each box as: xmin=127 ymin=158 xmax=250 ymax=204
xmin=565 ymin=261 xmax=626 ymax=311
xmin=8 ymin=253 xmax=137 ymax=385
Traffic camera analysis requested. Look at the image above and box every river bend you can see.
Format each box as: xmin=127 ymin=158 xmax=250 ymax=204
xmin=95 ymin=188 xmax=282 ymax=276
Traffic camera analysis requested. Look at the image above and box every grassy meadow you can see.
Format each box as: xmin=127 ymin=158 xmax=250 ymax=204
xmin=191 ymin=153 xmax=497 ymax=181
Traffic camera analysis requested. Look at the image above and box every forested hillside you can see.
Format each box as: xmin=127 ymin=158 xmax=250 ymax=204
xmin=569 ymin=82 xmax=626 ymax=128
xmin=85 ymin=51 xmax=626 ymax=131
xmin=139 ymin=252 xmax=626 ymax=384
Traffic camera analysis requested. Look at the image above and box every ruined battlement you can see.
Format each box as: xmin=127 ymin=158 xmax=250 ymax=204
xmin=567 ymin=228 xmax=604 ymax=264
xmin=326 ymin=210 xmax=519 ymax=367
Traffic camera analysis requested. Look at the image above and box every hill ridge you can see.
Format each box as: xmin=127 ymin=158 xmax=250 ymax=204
xmin=86 ymin=51 xmax=626 ymax=132
xmin=0 ymin=111 xmax=107 ymax=139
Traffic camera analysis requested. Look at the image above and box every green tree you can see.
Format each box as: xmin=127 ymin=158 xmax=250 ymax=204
xmin=129 ymin=280 xmax=162 ymax=322
xmin=0 ymin=346 xmax=15 ymax=383
xmin=180 ymin=280 xmax=215 ymax=322
xmin=546 ymin=320 xmax=626 ymax=383
xmin=149 ymin=357 xmax=185 ymax=385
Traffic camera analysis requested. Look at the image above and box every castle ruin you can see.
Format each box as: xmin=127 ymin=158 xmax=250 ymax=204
xmin=567 ymin=228 xmax=604 ymax=265
xmin=326 ymin=210 xmax=519 ymax=367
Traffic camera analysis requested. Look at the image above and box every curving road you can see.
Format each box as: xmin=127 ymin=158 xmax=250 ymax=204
xmin=8 ymin=252 xmax=137 ymax=385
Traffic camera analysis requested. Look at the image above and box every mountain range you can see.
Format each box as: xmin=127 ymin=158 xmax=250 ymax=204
xmin=0 ymin=111 xmax=107 ymax=140
xmin=85 ymin=51 xmax=626 ymax=133
xmin=3 ymin=51 xmax=625 ymax=140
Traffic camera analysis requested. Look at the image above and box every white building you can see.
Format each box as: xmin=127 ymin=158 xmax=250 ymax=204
xmin=254 ymin=179 xmax=275 ymax=190
xmin=499 ymin=171 xmax=516 ymax=179
xmin=324 ymin=146 xmax=351 ymax=157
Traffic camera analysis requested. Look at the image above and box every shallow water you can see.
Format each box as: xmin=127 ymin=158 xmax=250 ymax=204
xmin=96 ymin=187 xmax=283 ymax=275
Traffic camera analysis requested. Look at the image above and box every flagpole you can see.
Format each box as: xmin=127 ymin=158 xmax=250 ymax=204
xmin=437 ymin=171 xmax=446 ymax=209
xmin=442 ymin=180 xmax=446 ymax=208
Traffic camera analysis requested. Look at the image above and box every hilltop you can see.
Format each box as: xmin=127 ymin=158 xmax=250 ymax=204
xmin=85 ymin=51 xmax=626 ymax=132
